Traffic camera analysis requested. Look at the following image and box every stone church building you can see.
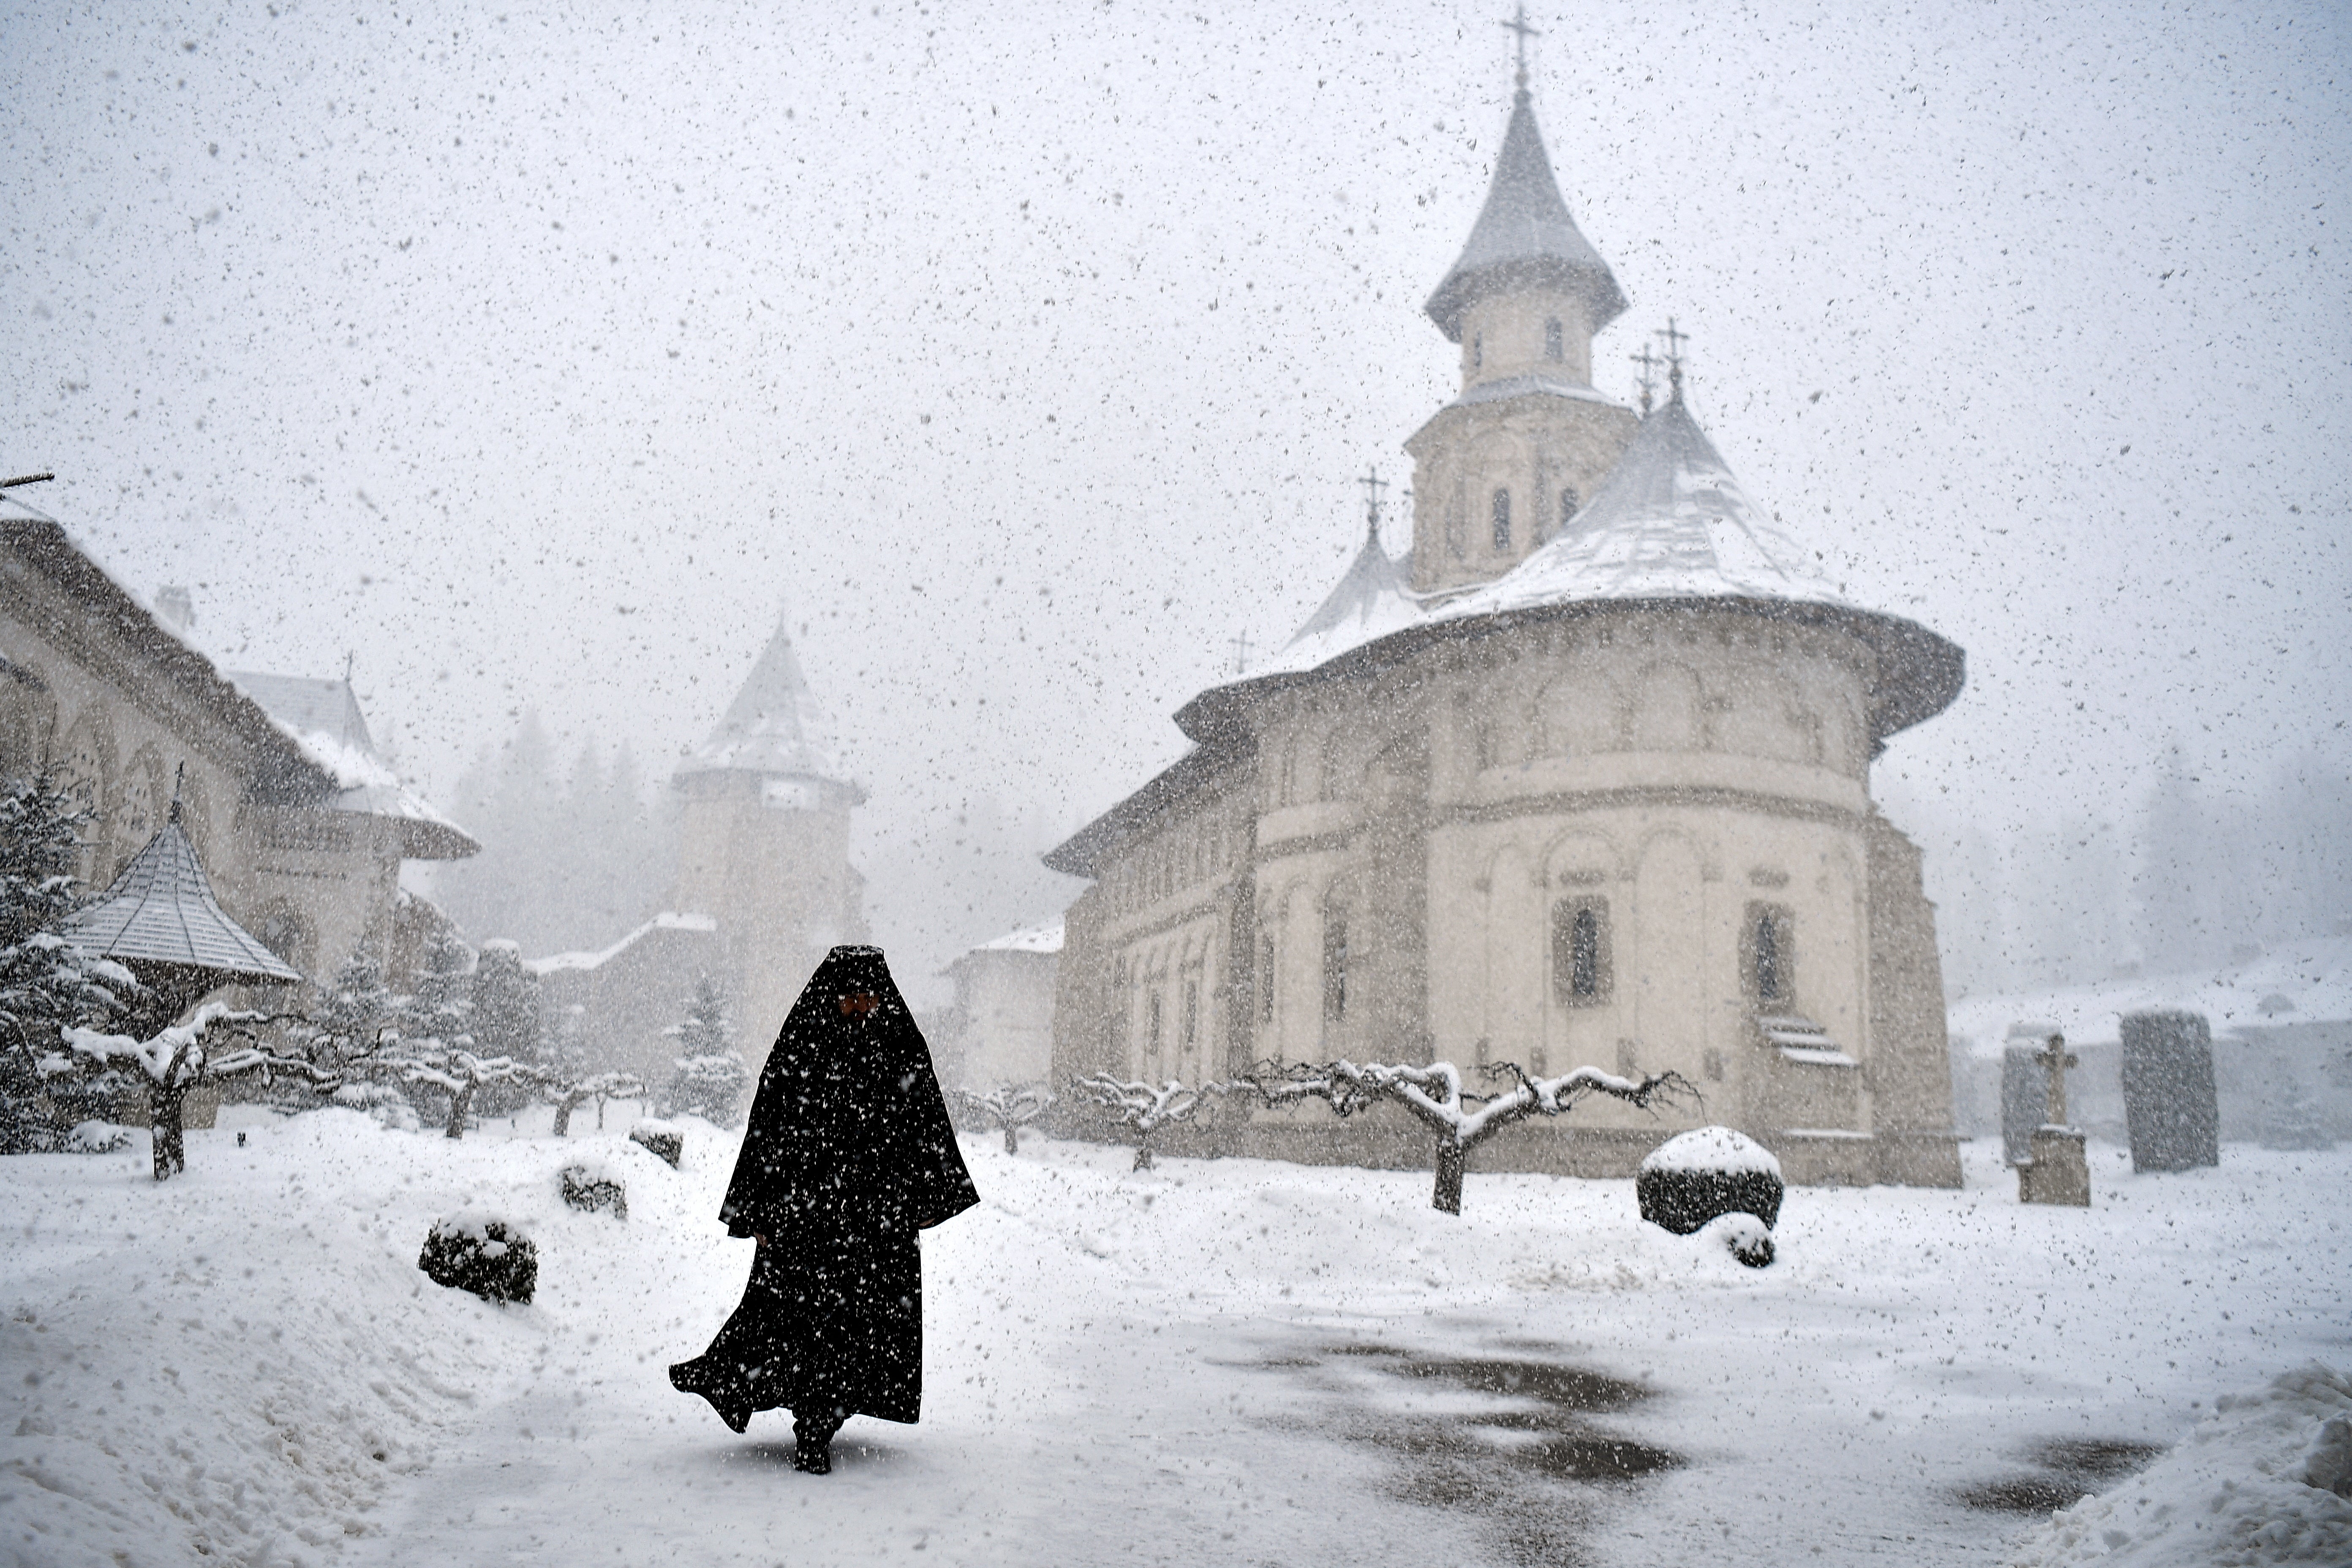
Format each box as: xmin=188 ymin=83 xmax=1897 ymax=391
xmin=1046 ymin=70 xmax=1968 ymax=1186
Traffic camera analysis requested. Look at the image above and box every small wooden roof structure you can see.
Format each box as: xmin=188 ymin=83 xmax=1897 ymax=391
xmin=63 ymin=799 xmax=303 ymax=1021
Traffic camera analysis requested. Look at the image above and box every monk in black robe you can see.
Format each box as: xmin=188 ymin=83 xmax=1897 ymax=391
xmin=670 ymin=945 xmax=979 ymax=1473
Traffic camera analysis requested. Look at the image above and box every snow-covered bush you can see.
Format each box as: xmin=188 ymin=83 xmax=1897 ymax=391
xmin=1636 ymin=1126 xmax=1785 ymax=1236
xmin=468 ymin=941 xmax=544 ymax=1116
xmin=630 ymin=1119 xmax=683 ymax=1168
xmin=659 ymin=975 xmax=748 ymax=1127
xmin=1699 ymin=1210 xmax=1775 ymax=1269
xmin=1243 ymin=1058 xmax=1699 ymax=1214
xmin=1078 ymin=1075 xmax=1229 ymax=1170
xmin=953 ymin=1081 xmax=1054 ymax=1154
xmin=559 ymin=1160 xmax=628 ymax=1220
xmin=63 ymin=1119 xmax=131 ymax=1154
xmin=418 ymin=1213 xmax=536 ymax=1304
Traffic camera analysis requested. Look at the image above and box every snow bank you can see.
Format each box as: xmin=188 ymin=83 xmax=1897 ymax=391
xmin=1639 ymin=1124 xmax=1782 ymax=1177
xmin=2007 ymin=1364 xmax=2352 ymax=1568
xmin=0 ymin=1111 xmax=680 ymax=1567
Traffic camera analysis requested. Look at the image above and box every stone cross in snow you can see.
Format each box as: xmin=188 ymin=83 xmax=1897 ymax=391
xmin=2036 ymin=1032 xmax=2078 ymax=1127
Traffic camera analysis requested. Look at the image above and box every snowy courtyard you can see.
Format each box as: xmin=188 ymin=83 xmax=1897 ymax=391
xmin=5 ymin=1111 xmax=2345 ymax=1568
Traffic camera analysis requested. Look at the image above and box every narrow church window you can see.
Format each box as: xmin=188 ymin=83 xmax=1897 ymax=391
xmin=1550 ymin=897 xmax=1611 ymax=1006
xmin=1746 ymin=903 xmax=1794 ymax=1004
xmin=1559 ymin=487 xmax=1579 ymax=532
xmin=1491 ymin=488 xmax=1511 ymax=551
xmin=1146 ymin=988 xmax=1164 ymax=1060
xmin=1322 ymin=911 xmax=1349 ymax=1024
xmin=1472 ymin=332 xmax=1484 ymax=371
xmin=1545 ymin=317 xmax=1564 ymax=361
xmin=1259 ymin=935 xmax=1276 ymax=1024
xmin=1182 ymin=979 xmax=1199 ymax=1049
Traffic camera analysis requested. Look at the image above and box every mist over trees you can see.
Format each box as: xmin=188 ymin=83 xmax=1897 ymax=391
xmin=1891 ymin=749 xmax=2352 ymax=998
xmin=427 ymin=715 xmax=673 ymax=958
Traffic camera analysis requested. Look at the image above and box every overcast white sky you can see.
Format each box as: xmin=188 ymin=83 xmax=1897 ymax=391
xmin=4 ymin=0 xmax=2346 ymax=983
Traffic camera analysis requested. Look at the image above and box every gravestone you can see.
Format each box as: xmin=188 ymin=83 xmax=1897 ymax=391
xmin=2120 ymin=1010 xmax=2219 ymax=1171
xmin=2001 ymin=1030 xmax=2055 ymax=1165
xmin=2017 ymin=1031 xmax=2090 ymax=1207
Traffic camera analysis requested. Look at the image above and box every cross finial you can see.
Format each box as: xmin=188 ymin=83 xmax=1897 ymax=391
xmin=169 ymin=761 xmax=185 ymax=825
xmin=1360 ymin=466 xmax=1389 ymax=542
xmin=2036 ymin=1031 xmax=2079 ymax=1128
xmin=1229 ymin=631 xmax=1255 ymax=677
xmin=1657 ymin=317 xmax=1690 ymax=403
xmin=1501 ymin=2 xmax=1540 ymax=93
xmin=1630 ymin=345 xmax=1659 ymax=416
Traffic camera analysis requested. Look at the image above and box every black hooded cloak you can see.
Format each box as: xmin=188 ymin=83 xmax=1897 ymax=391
xmin=671 ymin=946 xmax=978 ymax=1433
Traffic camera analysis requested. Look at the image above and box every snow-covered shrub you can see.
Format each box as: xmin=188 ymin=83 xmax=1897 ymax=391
xmin=330 ymin=1081 xmax=420 ymax=1132
xmin=1699 ymin=1210 xmax=1775 ymax=1269
xmin=1636 ymin=1126 xmax=1784 ymax=1234
xmin=418 ymin=1213 xmax=537 ymax=1304
xmin=630 ymin=1119 xmax=683 ymax=1168
xmin=468 ymin=942 xmax=544 ymax=1116
xmin=659 ymin=976 xmax=748 ymax=1127
xmin=559 ymin=1161 xmax=628 ymax=1220
xmin=63 ymin=1119 xmax=131 ymax=1154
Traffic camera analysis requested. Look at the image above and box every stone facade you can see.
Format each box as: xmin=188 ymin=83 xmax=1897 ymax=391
xmin=1045 ymin=79 xmax=1966 ymax=1188
xmin=1 ymin=515 xmax=476 ymax=1006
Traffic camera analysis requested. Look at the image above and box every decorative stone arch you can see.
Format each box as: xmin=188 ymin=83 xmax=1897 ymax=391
xmin=52 ymin=704 xmax=117 ymax=883
xmin=1629 ymin=661 xmax=1704 ymax=752
xmin=117 ymin=743 xmax=171 ymax=852
xmin=1538 ymin=825 xmax=1625 ymax=887
xmin=0 ymin=659 xmax=57 ymax=786
xmin=1714 ymin=665 xmax=1811 ymax=764
xmin=1536 ymin=668 xmax=1620 ymax=758
xmin=1628 ymin=822 xmax=1722 ymax=885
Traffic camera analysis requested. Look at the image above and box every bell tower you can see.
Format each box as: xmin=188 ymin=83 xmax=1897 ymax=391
xmin=1405 ymin=20 xmax=1640 ymax=595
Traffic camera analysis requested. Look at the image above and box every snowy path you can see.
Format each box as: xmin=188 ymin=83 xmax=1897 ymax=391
xmin=6 ymin=1113 xmax=2347 ymax=1567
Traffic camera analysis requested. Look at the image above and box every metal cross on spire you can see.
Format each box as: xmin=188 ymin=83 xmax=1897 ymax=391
xmin=1501 ymin=2 xmax=1540 ymax=91
xmin=1360 ymin=466 xmax=1389 ymax=541
xmin=1657 ymin=317 xmax=1690 ymax=402
xmin=1629 ymin=344 xmax=1659 ymax=416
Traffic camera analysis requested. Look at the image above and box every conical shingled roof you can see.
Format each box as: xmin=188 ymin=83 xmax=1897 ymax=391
xmin=1439 ymin=392 xmax=1838 ymax=617
xmin=1252 ymin=520 xmax=1424 ymax=678
xmin=1425 ymin=90 xmax=1628 ymax=342
xmin=62 ymin=806 xmax=304 ymax=984
xmin=678 ymin=612 xmax=842 ymax=781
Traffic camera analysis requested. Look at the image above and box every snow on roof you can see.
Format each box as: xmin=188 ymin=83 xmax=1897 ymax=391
xmin=1947 ymin=935 xmax=2352 ymax=1059
xmin=527 ymin=912 xmax=718 ymax=975
xmin=1435 ymin=394 xmax=1842 ymax=621
xmin=1424 ymin=89 xmax=1628 ymax=342
xmin=1638 ymin=1125 xmax=1783 ymax=1178
xmin=1249 ymin=522 xmax=1426 ymax=679
xmin=227 ymin=670 xmax=479 ymax=860
xmin=62 ymin=806 xmax=305 ymax=984
xmin=1450 ymin=374 xmax=1627 ymax=411
xmin=974 ymin=920 xmax=1064 ymax=956
xmin=678 ymin=612 xmax=844 ymax=782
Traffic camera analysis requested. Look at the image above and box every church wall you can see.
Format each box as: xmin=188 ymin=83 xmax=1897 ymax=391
xmin=1457 ymin=290 xmax=1595 ymax=388
xmin=1404 ymin=395 xmax=1639 ymax=593
xmin=1 ymin=558 xmax=397 ymax=1007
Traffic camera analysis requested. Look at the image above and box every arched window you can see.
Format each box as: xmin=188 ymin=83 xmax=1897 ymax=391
xmin=1550 ymin=897 xmax=1611 ymax=1006
xmin=1747 ymin=904 xmax=1794 ymax=1004
xmin=1146 ymin=988 xmax=1164 ymax=1056
xmin=1258 ymin=935 xmax=1276 ymax=1024
xmin=1544 ymin=317 xmax=1564 ymax=361
xmin=1472 ymin=333 xmax=1484 ymax=372
xmin=1559 ymin=487 xmax=1579 ymax=533
xmin=1490 ymin=488 xmax=1512 ymax=551
xmin=1322 ymin=911 xmax=1349 ymax=1024
xmin=1181 ymin=979 xmax=1199 ymax=1049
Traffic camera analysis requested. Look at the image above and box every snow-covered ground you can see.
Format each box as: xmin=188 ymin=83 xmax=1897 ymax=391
xmin=4 ymin=1111 xmax=2346 ymax=1568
